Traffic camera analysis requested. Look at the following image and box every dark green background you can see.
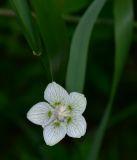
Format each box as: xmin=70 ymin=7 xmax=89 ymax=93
xmin=0 ymin=0 xmax=137 ymax=159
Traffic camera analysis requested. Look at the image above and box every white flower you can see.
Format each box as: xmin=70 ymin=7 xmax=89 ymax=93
xmin=27 ymin=82 xmax=87 ymax=146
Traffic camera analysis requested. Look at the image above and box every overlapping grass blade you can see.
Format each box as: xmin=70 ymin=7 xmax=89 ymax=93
xmin=10 ymin=0 xmax=52 ymax=81
xmin=31 ymin=0 xmax=69 ymax=81
xmin=10 ymin=0 xmax=39 ymax=52
xmin=88 ymin=0 xmax=133 ymax=159
xmin=66 ymin=0 xmax=107 ymax=92
xmin=63 ymin=0 xmax=91 ymax=13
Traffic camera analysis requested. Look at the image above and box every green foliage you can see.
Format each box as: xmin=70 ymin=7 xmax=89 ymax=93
xmin=63 ymin=0 xmax=91 ymax=13
xmin=0 ymin=0 xmax=137 ymax=160
xmin=10 ymin=0 xmax=40 ymax=53
xmin=88 ymin=0 xmax=134 ymax=159
xmin=66 ymin=0 xmax=107 ymax=92
xmin=31 ymin=0 xmax=69 ymax=81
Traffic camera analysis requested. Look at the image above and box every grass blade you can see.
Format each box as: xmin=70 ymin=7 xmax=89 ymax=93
xmin=31 ymin=0 xmax=69 ymax=81
xmin=63 ymin=0 xmax=91 ymax=13
xmin=10 ymin=0 xmax=39 ymax=53
xmin=10 ymin=0 xmax=52 ymax=81
xmin=66 ymin=0 xmax=107 ymax=92
xmin=88 ymin=0 xmax=134 ymax=159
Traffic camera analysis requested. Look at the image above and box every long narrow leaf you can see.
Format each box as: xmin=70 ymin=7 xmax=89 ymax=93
xmin=88 ymin=0 xmax=133 ymax=159
xmin=10 ymin=0 xmax=53 ymax=81
xmin=31 ymin=0 xmax=69 ymax=81
xmin=10 ymin=0 xmax=39 ymax=52
xmin=66 ymin=0 xmax=107 ymax=92
xmin=63 ymin=0 xmax=91 ymax=13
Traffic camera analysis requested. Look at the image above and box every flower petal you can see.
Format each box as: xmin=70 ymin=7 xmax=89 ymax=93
xmin=44 ymin=82 xmax=69 ymax=106
xmin=43 ymin=121 xmax=67 ymax=146
xmin=67 ymin=92 xmax=87 ymax=115
xmin=66 ymin=115 xmax=87 ymax=138
xmin=27 ymin=102 xmax=53 ymax=126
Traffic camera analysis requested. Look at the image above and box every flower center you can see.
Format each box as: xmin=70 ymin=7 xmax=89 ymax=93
xmin=54 ymin=105 xmax=70 ymax=121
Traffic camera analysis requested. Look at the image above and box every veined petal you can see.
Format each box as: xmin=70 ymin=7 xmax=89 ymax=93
xmin=43 ymin=121 xmax=67 ymax=146
xmin=44 ymin=82 xmax=69 ymax=106
xmin=27 ymin=102 xmax=53 ymax=126
xmin=66 ymin=115 xmax=87 ymax=138
xmin=67 ymin=92 xmax=87 ymax=115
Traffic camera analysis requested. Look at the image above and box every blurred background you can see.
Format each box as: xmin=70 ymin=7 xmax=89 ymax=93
xmin=0 ymin=0 xmax=137 ymax=159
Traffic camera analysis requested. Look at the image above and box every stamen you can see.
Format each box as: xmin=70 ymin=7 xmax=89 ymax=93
xmin=54 ymin=105 xmax=71 ymax=122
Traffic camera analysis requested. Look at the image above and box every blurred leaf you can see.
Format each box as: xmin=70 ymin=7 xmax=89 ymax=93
xmin=63 ymin=0 xmax=91 ymax=13
xmin=31 ymin=0 xmax=69 ymax=80
xmin=10 ymin=0 xmax=53 ymax=81
xmin=0 ymin=92 xmax=10 ymax=111
xmin=107 ymin=137 xmax=119 ymax=160
xmin=89 ymin=63 xmax=110 ymax=94
xmin=10 ymin=0 xmax=40 ymax=53
xmin=66 ymin=0 xmax=107 ymax=92
xmin=88 ymin=0 xmax=134 ymax=159
xmin=109 ymin=103 xmax=137 ymax=127
xmin=113 ymin=0 xmax=134 ymax=84
xmin=40 ymin=144 xmax=68 ymax=160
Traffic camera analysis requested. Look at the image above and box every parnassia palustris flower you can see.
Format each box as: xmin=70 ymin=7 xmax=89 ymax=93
xmin=27 ymin=82 xmax=87 ymax=146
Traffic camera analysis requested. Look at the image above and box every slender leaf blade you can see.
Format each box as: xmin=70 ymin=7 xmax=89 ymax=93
xmin=63 ymin=0 xmax=91 ymax=13
xmin=31 ymin=0 xmax=69 ymax=81
xmin=10 ymin=0 xmax=52 ymax=81
xmin=114 ymin=0 xmax=134 ymax=83
xmin=10 ymin=0 xmax=39 ymax=52
xmin=88 ymin=0 xmax=133 ymax=159
xmin=66 ymin=0 xmax=107 ymax=92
